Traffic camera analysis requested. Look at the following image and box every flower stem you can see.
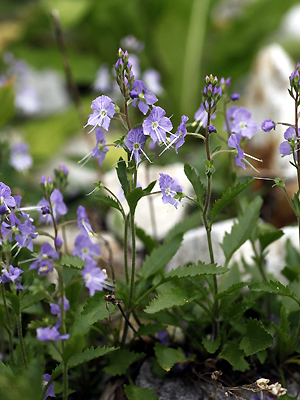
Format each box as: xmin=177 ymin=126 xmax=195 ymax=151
xmin=17 ymin=311 xmax=28 ymax=369
xmin=1 ymin=282 xmax=14 ymax=363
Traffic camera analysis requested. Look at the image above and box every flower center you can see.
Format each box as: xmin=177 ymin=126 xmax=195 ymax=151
xmin=152 ymin=121 xmax=158 ymax=130
xmin=85 ymin=273 xmax=92 ymax=282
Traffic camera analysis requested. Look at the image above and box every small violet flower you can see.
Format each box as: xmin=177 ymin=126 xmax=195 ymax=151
xmin=0 ymin=182 xmax=16 ymax=212
xmin=38 ymin=189 xmax=67 ymax=224
xmin=82 ymin=258 xmax=107 ymax=297
xmin=9 ymin=142 xmax=33 ymax=172
xmin=230 ymin=93 xmax=240 ymax=101
xmin=77 ymin=206 xmax=94 ymax=237
xmin=125 ymin=126 xmax=147 ymax=164
xmin=142 ymin=106 xmax=172 ymax=145
xmin=85 ymin=95 xmax=115 ymax=131
xmin=43 ymin=374 xmax=55 ymax=400
xmin=172 ymin=115 xmax=189 ymax=154
xmin=159 ymin=173 xmax=183 ymax=209
xmin=0 ymin=265 xmax=23 ymax=290
xmin=230 ymin=107 xmax=258 ymax=139
xmin=29 ymin=242 xmax=59 ymax=275
xmin=36 ymin=326 xmax=69 ymax=343
xmin=194 ymin=103 xmax=216 ymax=128
xmin=261 ymin=119 xmax=276 ymax=132
xmin=228 ymin=133 xmax=245 ymax=169
xmin=73 ymin=234 xmax=101 ymax=261
xmin=92 ymin=127 xmax=109 ymax=165
xmin=279 ymin=127 xmax=299 ymax=156
xmin=50 ymin=296 xmax=70 ymax=316
xmin=130 ymin=80 xmax=158 ymax=115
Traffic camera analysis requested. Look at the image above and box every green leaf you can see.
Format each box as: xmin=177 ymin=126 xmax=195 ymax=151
xmin=271 ymin=322 xmax=295 ymax=363
xmin=202 ymin=337 xmax=221 ymax=354
xmin=154 ymin=342 xmax=187 ymax=371
xmin=126 ymin=187 xmax=144 ymax=214
xmin=116 ymin=158 xmax=129 ymax=195
xmin=20 ymin=292 xmax=46 ymax=311
xmin=221 ymin=196 xmax=263 ymax=262
xmin=215 ymin=282 xmax=249 ymax=301
xmin=249 ymin=281 xmax=299 ymax=303
xmin=135 ymin=323 xmax=167 ymax=337
xmin=140 ymin=233 xmax=183 ymax=279
xmin=0 ymin=78 xmax=14 ymax=129
xmin=104 ymin=349 xmax=145 ymax=376
xmin=62 ymin=333 xmax=85 ymax=364
xmin=60 ymin=254 xmax=85 ymax=270
xmin=256 ymin=350 xmax=267 ymax=364
xmin=95 ymin=193 xmax=123 ymax=214
xmin=124 ymin=384 xmax=158 ymax=400
xmin=226 ymin=298 xmax=256 ymax=320
xmin=71 ymin=292 xmax=109 ymax=336
xmin=239 ymin=318 xmax=273 ymax=356
xmin=166 ymin=262 xmax=227 ymax=279
xmin=219 ymin=339 xmax=250 ymax=372
xmin=259 ymin=230 xmax=284 ymax=253
xmin=6 ymin=292 xmax=20 ymax=315
xmin=184 ymin=163 xmax=206 ymax=205
xmin=144 ymin=287 xmax=197 ymax=314
xmin=135 ymin=226 xmax=157 ymax=253
xmin=211 ymin=178 xmax=255 ymax=224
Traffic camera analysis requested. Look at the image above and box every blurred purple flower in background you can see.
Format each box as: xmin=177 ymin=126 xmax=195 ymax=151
xmin=82 ymin=258 xmax=107 ymax=296
xmin=43 ymin=374 xmax=56 ymax=399
xmin=9 ymin=142 xmax=33 ymax=172
xmin=92 ymin=127 xmax=109 ymax=165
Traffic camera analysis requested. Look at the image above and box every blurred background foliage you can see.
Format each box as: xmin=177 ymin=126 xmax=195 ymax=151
xmin=1 ymin=0 xmax=300 ymax=204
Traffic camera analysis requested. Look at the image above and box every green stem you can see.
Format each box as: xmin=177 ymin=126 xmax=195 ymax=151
xmin=128 ymin=211 xmax=136 ymax=312
xmin=17 ymin=312 xmax=28 ymax=369
xmin=124 ymin=214 xmax=130 ymax=284
xmin=1 ymin=282 xmax=14 ymax=363
xmin=63 ymin=361 xmax=68 ymax=400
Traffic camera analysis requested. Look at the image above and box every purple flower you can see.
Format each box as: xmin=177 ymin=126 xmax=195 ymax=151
xmin=171 ymin=115 xmax=189 ymax=153
xmin=220 ymin=77 xmax=231 ymax=87
xmin=143 ymin=69 xmax=163 ymax=95
xmin=208 ymin=125 xmax=216 ymax=133
xmin=50 ymin=296 xmax=70 ymax=316
xmin=261 ymin=119 xmax=276 ymax=132
xmin=77 ymin=206 xmax=94 ymax=236
xmin=36 ymin=326 xmax=69 ymax=343
xmin=159 ymin=173 xmax=183 ymax=209
xmin=0 ymin=182 xmax=16 ymax=212
xmin=92 ymin=127 xmax=109 ymax=165
xmin=194 ymin=103 xmax=216 ymax=127
xmin=130 ymin=80 xmax=158 ymax=115
xmin=43 ymin=374 xmax=55 ymax=400
xmin=54 ymin=163 xmax=68 ymax=178
xmin=73 ymin=234 xmax=101 ymax=261
xmin=82 ymin=258 xmax=107 ymax=297
xmin=142 ymin=106 xmax=173 ymax=145
xmin=125 ymin=126 xmax=147 ymax=163
xmin=230 ymin=93 xmax=240 ymax=101
xmin=0 ymin=265 xmax=23 ymax=290
xmin=230 ymin=107 xmax=258 ymax=139
xmin=279 ymin=127 xmax=299 ymax=156
xmin=157 ymin=329 xmax=169 ymax=346
xmin=38 ymin=189 xmax=67 ymax=224
xmin=9 ymin=142 xmax=33 ymax=172
xmin=228 ymin=133 xmax=245 ymax=169
xmin=14 ymin=219 xmax=37 ymax=251
xmin=29 ymin=242 xmax=59 ymax=275
xmin=85 ymin=95 xmax=115 ymax=131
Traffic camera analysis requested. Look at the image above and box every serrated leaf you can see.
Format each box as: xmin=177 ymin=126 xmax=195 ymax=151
xmin=184 ymin=163 xmax=206 ymax=205
xmin=239 ymin=318 xmax=273 ymax=356
xmin=249 ymin=281 xmax=298 ymax=303
xmin=219 ymin=339 xmax=250 ymax=372
xmin=116 ymin=158 xmax=129 ymax=195
xmin=71 ymin=292 xmax=109 ymax=336
xmin=104 ymin=349 xmax=145 ymax=376
xmin=61 ymin=254 xmax=85 ymax=270
xmin=124 ymin=384 xmax=158 ymax=400
xmin=256 ymin=350 xmax=267 ymax=364
xmin=259 ymin=230 xmax=284 ymax=252
xmin=154 ymin=342 xmax=187 ymax=371
xmin=211 ymin=178 xmax=255 ymax=224
xmin=215 ymin=282 xmax=248 ymax=301
xmin=135 ymin=323 xmax=167 ymax=337
xmin=95 ymin=193 xmax=123 ymax=214
xmin=221 ymin=196 xmax=263 ymax=262
xmin=126 ymin=187 xmax=145 ymax=214
xmin=202 ymin=337 xmax=221 ymax=354
xmin=144 ymin=288 xmax=197 ymax=314
xmin=226 ymin=298 xmax=256 ymax=320
xmin=140 ymin=233 xmax=183 ymax=279
xmin=166 ymin=262 xmax=227 ymax=279
xmin=271 ymin=321 xmax=295 ymax=362
xmin=135 ymin=226 xmax=157 ymax=253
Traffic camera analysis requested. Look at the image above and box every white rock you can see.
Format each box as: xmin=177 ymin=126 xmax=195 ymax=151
xmin=280 ymin=4 xmax=300 ymax=40
xmin=245 ymin=43 xmax=295 ymax=178
xmin=166 ymin=218 xmax=298 ymax=282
